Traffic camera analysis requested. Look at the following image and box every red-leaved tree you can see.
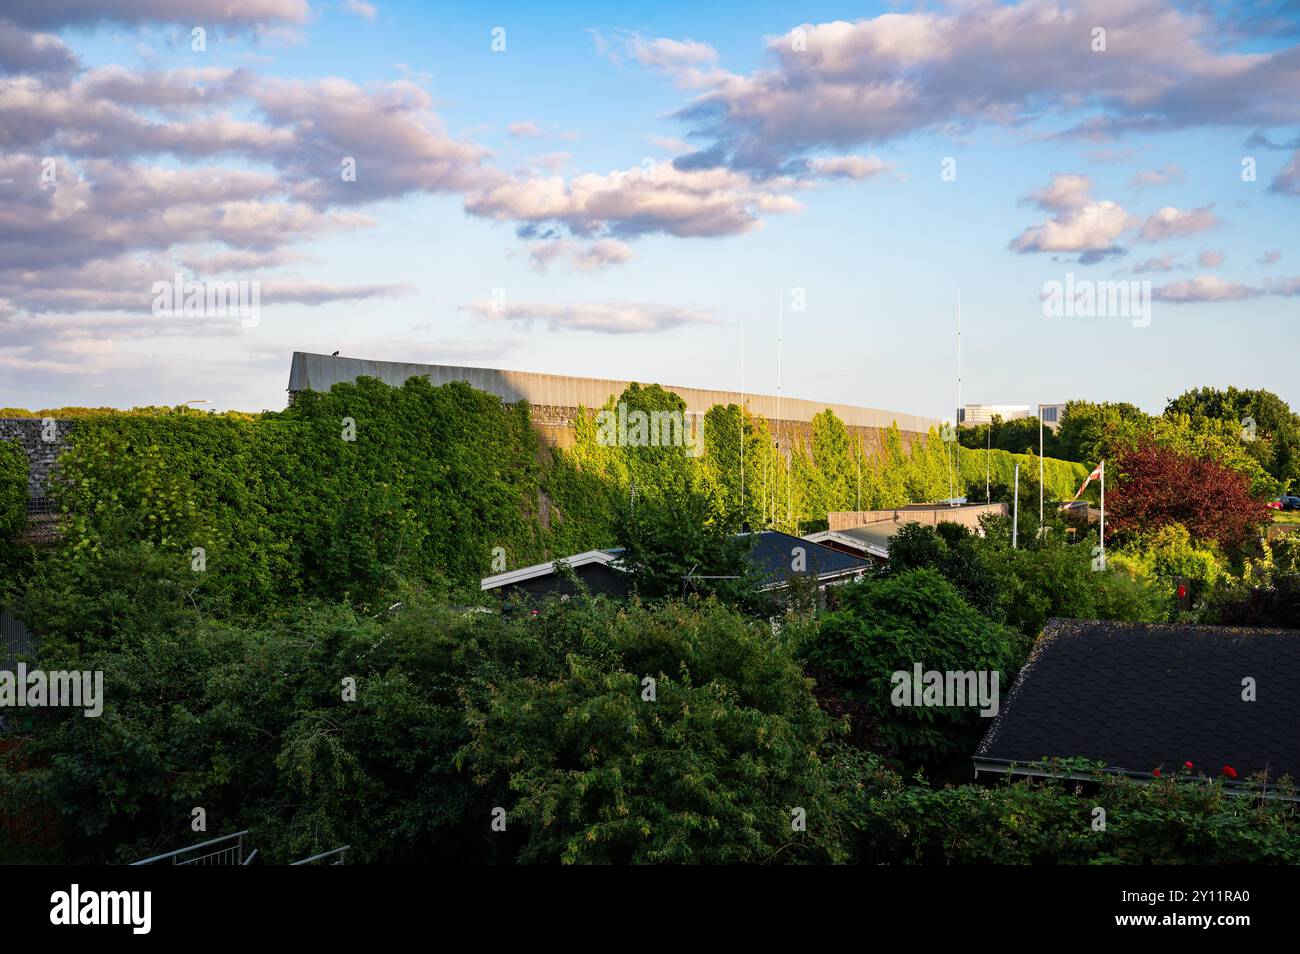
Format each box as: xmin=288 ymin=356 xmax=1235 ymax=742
xmin=1108 ymin=441 xmax=1269 ymax=549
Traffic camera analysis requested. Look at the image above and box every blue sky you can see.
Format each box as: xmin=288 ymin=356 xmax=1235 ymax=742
xmin=2 ymin=0 xmax=1298 ymax=418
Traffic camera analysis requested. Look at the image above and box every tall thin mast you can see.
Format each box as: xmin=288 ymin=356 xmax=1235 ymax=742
xmin=776 ymin=292 xmax=783 ymax=529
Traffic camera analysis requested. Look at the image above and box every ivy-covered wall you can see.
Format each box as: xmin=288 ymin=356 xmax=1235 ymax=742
xmin=30 ymin=375 xmax=1089 ymax=612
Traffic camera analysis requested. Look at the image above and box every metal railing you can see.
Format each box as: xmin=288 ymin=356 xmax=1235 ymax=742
xmin=132 ymin=830 xmax=250 ymax=865
xmin=290 ymin=846 xmax=350 ymax=865
xmin=0 ymin=609 xmax=36 ymax=673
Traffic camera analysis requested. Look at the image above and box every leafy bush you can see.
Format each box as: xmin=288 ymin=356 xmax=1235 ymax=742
xmin=0 ymin=438 xmax=28 ymax=591
xmin=802 ymin=569 xmax=1025 ymax=775
xmin=1 ymin=593 xmax=843 ymax=865
xmin=835 ymin=751 xmax=1300 ymax=864
xmin=1107 ymin=523 xmax=1228 ymax=607
xmin=460 ymin=597 xmax=844 ymax=863
xmin=885 ymin=522 xmax=1003 ymax=620
xmin=1202 ymin=574 xmax=1300 ymax=629
xmin=973 ymin=517 xmax=1168 ymax=636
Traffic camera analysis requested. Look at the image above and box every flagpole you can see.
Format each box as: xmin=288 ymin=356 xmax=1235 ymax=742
xmin=1099 ymin=459 xmax=1105 ymax=568
xmin=1038 ymin=403 xmax=1044 ymax=530
xmin=1012 ymin=463 xmax=1020 ymax=549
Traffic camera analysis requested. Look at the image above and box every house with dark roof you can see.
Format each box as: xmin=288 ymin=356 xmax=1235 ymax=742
xmin=738 ymin=530 xmax=871 ymax=591
xmin=480 ymin=549 xmax=631 ymax=600
xmin=802 ymin=525 xmax=899 ymax=564
xmin=479 ymin=531 xmax=869 ymax=601
xmin=974 ymin=618 xmax=1300 ymax=796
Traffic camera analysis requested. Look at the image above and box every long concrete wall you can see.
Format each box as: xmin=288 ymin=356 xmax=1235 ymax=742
xmin=829 ymin=503 xmax=1007 ymax=532
xmin=288 ymin=352 xmax=943 ymax=448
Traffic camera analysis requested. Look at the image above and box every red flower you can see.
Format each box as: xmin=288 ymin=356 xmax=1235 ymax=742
xmin=1153 ymin=768 xmax=1162 ymax=778
xmin=1183 ymin=761 xmax=1193 ymax=770
xmin=1222 ymin=765 xmax=1238 ymax=779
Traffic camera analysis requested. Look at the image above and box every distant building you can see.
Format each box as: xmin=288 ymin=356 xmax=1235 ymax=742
xmin=287 ymin=351 xmax=941 ymax=452
xmin=959 ymin=404 xmax=1030 ymax=426
xmin=1038 ymin=403 xmax=1068 ymax=432
xmin=959 ymin=403 xmax=1068 ymax=432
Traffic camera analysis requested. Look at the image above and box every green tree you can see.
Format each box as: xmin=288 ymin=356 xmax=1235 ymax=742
xmin=803 ymin=569 xmax=1025 ymax=776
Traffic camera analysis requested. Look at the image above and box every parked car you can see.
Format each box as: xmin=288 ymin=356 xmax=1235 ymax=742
xmin=1268 ymin=499 xmax=1283 ymax=509
xmin=1283 ymin=496 xmax=1300 ymax=511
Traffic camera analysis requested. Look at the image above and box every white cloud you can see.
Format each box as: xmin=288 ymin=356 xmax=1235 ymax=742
xmin=343 ymin=0 xmax=378 ymax=22
xmin=1011 ymin=175 xmax=1135 ymax=255
xmin=1153 ymin=275 xmax=1256 ymax=302
xmin=1140 ymin=205 xmax=1219 ymax=241
xmin=464 ymin=299 xmax=715 ymax=334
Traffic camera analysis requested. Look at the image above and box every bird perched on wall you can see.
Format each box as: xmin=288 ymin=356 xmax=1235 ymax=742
xmin=331 ymin=350 xmax=340 ymax=356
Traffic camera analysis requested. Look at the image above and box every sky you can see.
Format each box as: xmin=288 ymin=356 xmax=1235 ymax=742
xmin=1 ymin=0 xmax=1298 ymax=419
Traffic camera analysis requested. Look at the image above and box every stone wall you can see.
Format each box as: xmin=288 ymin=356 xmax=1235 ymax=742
xmin=0 ymin=418 xmax=75 ymax=506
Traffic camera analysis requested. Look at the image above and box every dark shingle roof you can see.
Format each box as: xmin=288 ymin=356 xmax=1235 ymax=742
xmin=974 ymin=618 xmax=1300 ymax=785
xmin=743 ymin=530 xmax=869 ymax=586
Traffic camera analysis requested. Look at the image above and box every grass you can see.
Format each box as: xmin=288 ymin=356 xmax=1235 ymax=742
xmin=1272 ymin=512 xmax=1300 ymax=525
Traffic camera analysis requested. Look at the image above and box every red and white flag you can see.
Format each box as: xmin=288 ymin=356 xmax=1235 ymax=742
xmin=1070 ymin=460 xmax=1104 ymax=502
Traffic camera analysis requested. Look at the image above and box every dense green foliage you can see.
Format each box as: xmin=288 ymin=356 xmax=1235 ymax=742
xmin=837 ymin=751 xmax=1300 ymax=864
xmin=6 ymin=376 xmax=1299 ymax=866
xmin=958 ymin=414 xmax=1062 ymax=458
xmin=1166 ymin=386 xmax=1300 ymax=493
xmin=800 ymin=569 xmax=1026 ymax=774
xmin=35 ymin=380 xmax=545 ymax=621
xmin=0 ymin=439 xmax=28 ymax=589
xmin=975 ymin=515 xmax=1168 ymax=637
xmin=2 ymin=593 xmax=844 ymax=864
xmin=885 ymin=522 xmax=1004 ymax=619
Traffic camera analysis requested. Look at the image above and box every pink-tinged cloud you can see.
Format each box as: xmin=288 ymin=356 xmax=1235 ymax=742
xmin=2 ymin=0 xmax=310 ymax=29
xmin=633 ymin=36 xmax=719 ymax=69
xmin=807 ymin=155 xmax=888 ymax=180
xmin=1026 ymin=173 xmax=1095 ymax=212
xmin=1153 ymin=275 xmax=1257 ymax=302
xmin=660 ymin=1 xmax=1300 ymax=173
xmin=1010 ymin=174 xmax=1135 ymax=255
xmin=527 ymin=239 xmax=633 ymax=273
xmin=464 ymin=299 xmax=715 ymax=334
xmin=0 ymin=19 xmax=77 ymax=76
xmin=1140 ymin=205 xmax=1219 ymax=241
xmin=1259 ymin=250 xmax=1282 ymax=266
xmin=1197 ymin=249 xmax=1225 ymax=268
xmin=343 ymin=0 xmax=378 ymax=22
xmin=464 ymin=162 xmax=802 ymax=239
xmin=1129 ymin=164 xmax=1186 ymax=189
xmin=1271 ymin=150 xmax=1300 ymax=196
xmin=1132 ymin=254 xmax=1178 ymax=273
